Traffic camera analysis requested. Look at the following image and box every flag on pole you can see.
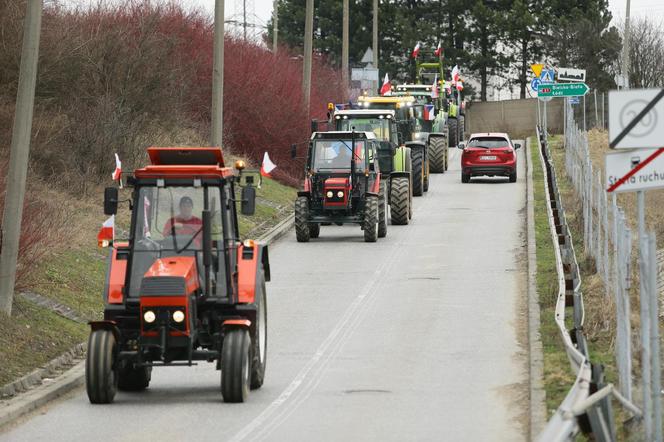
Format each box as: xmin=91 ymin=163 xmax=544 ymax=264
xmin=411 ymin=42 xmax=421 ymax=59
xmin=97 ymin=215 xmax=115 ymax=247
xmin=451 ymin=65 xmax=460 ymax=84
xmin=423 ymin=104 xmax=435 ymax=121
xmin=434 ymin=42 xmax=443 ymax=57
xmin=431 ymin=74 xmax=439 ymax=98
xmin=261 ymin=152 xmax=277 ymax=177
xmin=456 ymin=80 xmax=464 ymax=92
xmin=111 ymin=153 xmax=122 ymax=181
xmin=380 ymin=73 xmax=391 ymax=96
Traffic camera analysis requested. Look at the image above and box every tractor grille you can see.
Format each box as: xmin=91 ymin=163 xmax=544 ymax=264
xmin=140 ymin=277 xmax=186 ymax=296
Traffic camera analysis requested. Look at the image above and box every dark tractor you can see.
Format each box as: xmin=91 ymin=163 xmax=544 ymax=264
xmin=292 ymin=131 xmax=387 ymax=242
xmin=87 ymin=147 xmax=269 ymax=404
xmin=332 ymin=109 xmax=413 ymax=226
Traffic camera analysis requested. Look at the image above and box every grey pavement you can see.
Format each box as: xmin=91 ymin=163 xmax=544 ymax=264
xmin=1 ymin=146 xmax=529 ymax=442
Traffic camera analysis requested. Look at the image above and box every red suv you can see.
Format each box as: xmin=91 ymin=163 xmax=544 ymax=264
xmin=459 ymin=133 xmax=520 ymax=183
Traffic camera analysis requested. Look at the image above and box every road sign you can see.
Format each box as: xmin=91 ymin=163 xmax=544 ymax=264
xmin=557 ymin=67 xmax=586 ymax=83
xmin=540 ymin=69 xmax=555 ymax=83
xmin=606 ymin=148 xmax=664 ymax=193
xmin=531 ymin=64 xmax=543 ymax=78
xmin=569 ymin=97 xmax=580 ymax=105
xmin=538 ymin=83 xmax=589 ymax=97
xmin=609 ymin=89 xmax=664 ymax=149
xmin=530 ymin=78 xmax=541 ymax=92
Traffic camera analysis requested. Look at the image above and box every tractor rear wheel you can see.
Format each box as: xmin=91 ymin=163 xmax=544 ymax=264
xmin=363 ymin=196 xmax=379 ymax=242
xmin=411 ymin=150 xmax=424 ymax=197
xmin=250 ymin=270 xmax=267 ymax=390
xmin=429 ymin=137 xmax=447 ymax=173
xmin=378 ymin=182 xmax=387 ymax=238
xmin=86 ymin=329 xmax=118 ymax=404
xmin=308 ymin=223 xmax=320 ymax=238
xmin=118 ymin=365 xmax=151 ymax=391
xmin=423 ymin=160 xmax=430 ymax=192
xmin=295 ymin=197 xmax=310 ymax=243
xmin=459 ymin=115 xmax=465 ymax=142
xmin=390 ymin=177 xmax=409 ymax=225
xmin=221 ymin=328 xmax=251 ymax=403
xmin=448 ymin=118 xmax=458 ymax=148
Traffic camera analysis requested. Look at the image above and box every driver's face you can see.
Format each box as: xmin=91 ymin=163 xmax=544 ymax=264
xmin=180 ymin=202 xmax=193 ymax=220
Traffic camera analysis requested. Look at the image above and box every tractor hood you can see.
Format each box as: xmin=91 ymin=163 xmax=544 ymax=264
xmin=141 ymin=257 xmax=199 ymax=296
xmin=323 ymin=177 xmax=351 ymax=208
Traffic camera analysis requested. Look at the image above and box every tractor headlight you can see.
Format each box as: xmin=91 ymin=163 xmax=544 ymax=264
xmin=337 ymin=191 xmax=344 ymax=198
xmin=326 ymin=190 xmax=334 ymax=198
xmin=172 ymin=310 xmax=185 ymax=323
xmin=143 ymin=310 xmax=156 ymax=323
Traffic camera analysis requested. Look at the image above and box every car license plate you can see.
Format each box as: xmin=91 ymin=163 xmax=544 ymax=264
xmin=480 ymin=155 xmax=497 ymax=161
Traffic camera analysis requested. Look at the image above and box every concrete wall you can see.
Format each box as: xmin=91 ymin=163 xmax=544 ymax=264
xmin=465 ymin=98 xmax=563 ymax=139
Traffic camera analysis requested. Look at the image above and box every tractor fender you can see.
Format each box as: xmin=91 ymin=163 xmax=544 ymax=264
xmin=392 ymin=146 xmax=411 ymax=173
xmin=222 ymin=319 xmax=251 ymax=330
xmin=428 ymin=132 xmax=446 ymax=140
xmin=89 ymin=320 xmax=121 ymax=341
xmin=297 ymin=191 xmax=311 ymax=198
xmin=405 ymin=141 xmax=426 ymax=153
xmin=237 ymin=243 xmax=270 ymax=304
xmin=390 ymin=171 xmax=411 ymax=180
xmin=365 ymin=191 xmax=380 ymax=198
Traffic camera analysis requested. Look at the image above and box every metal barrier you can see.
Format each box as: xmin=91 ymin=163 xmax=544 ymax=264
xmin=534 ymin=125 xmax=641 ymax=441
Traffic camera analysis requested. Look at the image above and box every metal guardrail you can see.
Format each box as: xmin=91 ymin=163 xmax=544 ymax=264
xmin=534 ymin=125 xmax=634 ymax=441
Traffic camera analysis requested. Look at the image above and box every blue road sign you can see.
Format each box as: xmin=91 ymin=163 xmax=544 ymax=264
xmin=569 ymin=97 xmax=580 ymax=105
xmin=540 ymin=69 xmax=555 ymax=83
xmin=530 ymin=78 xmax=541 ymax=92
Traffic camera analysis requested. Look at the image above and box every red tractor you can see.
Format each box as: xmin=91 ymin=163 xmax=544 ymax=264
xmin=87 ymin=147 xmax=269 ymax=404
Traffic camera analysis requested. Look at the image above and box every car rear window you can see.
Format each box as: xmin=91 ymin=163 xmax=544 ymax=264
xmin=467 ymin=137 xmax=510 ymax=148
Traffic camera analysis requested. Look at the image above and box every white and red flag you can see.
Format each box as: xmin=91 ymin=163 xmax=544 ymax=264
xmin=431 ymin=74 xmax=439 ymax=98
xmin=434 ymin=42 xmax=443 ymax=57
xmin=380 ymin=73 xmax=391 ymax=96
xmin=97 ymin=215 xmax=115 ymax=247
xmin=411 ymin=42 xmax=420 ymax=59
xmin=261 ymin=152 xmax=277 ymax=177
xmin=111 ymin=153 xmax=122 ymax=181
xmin=451 ymin=65 xmax=460 ymax=84
xmin=456 ymin=80 xmax=464 ymax=92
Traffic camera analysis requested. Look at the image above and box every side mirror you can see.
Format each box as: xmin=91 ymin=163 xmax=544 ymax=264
xmin=104 ymin=187 xmax=118 ymax=215
xmin=311 ymin=120 xmax=318 ymax=133
xmin=458 ymin=142 xmax=466 ymax=150
xmin=514 ymin=143 xmax=521 ymax=150
xmin=290 ymin=143 xmax=297 ymax=159
xmin=241 ymin=184 xmax=256 ymax=216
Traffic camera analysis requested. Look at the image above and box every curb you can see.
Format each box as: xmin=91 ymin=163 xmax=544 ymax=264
xmin=526 ymin=137 xmax=547 ymax=439
xmin=0 ymin=212 xmax=293 ymax=430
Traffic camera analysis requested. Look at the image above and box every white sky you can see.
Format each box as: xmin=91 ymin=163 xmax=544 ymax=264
xmin=609 ymin=0 xmax=664 ymax=25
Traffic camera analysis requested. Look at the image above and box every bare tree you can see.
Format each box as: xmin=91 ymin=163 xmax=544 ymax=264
xmin=617 ymin=17 xmax=664 ymax=88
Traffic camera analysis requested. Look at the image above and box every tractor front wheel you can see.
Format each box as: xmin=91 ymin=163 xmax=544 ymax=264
xmin=448 ymin=118 xmax=458 ymax=148
xmin=459 ymin=115 xmax=465 ymax=142
xmin=250 ymin=270 xmax=267 ymax=390
xmin=412 ymin=150 xmax=424 ymax=197
xmin=308 ymin=223 xmax=320 ymax=238
xmin=390 ymin=177 xmax=409 ymax=225
xmin=363 ymin=196 xmax=379 ymax=242
xmin=429 ymin=137 xmax=447 ymax=173
xmin=118 ymin=365 xmax=151 ymax=391
xmin=295 ymin=197 xmax=311 ymax=243
xmin=378 ymin=182 xmax=387 ymax=238
xmin=221 ymin=328 xmax=251 ymax=403
xmin=86 ymin=329 xmax=118 ymax=404
xmin=423 ymin=160 xmax=430 ymax=192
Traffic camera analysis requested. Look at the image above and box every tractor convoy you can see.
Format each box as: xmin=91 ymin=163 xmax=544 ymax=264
xmin=87 ymin=43 xmax=467 ymax=404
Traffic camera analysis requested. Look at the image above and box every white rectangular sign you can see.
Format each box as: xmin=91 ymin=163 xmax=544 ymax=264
xmin=557 ymin=67 xmax=586 ymax=82
xmin=605 ymin=149 xmax=664 ymax=193
xmin=609 ymin=89 xmax=664 ymax=149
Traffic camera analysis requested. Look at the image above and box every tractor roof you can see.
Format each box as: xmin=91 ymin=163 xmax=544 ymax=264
xmin=333 ymin=109 xmax=395 ymax=118
xmin=357 ymin=95 xmax=415 ymax=105
xmin=311 ymin=131 xmax=376 ymax=141
xmin=135 ymin=147 xmax=235 ymax=179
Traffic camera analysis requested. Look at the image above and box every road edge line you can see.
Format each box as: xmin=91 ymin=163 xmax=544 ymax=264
xmin=526 ymin=136 xmax=547 ymax=439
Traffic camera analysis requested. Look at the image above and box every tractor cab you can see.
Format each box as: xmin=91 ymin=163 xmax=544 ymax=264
xmin=87 ymin=146 xmax=269 ymax=405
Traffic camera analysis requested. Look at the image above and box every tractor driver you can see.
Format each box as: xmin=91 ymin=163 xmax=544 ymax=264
xmin=163 ymin=196 xmax=203 ymax=239
xmin=330 ymin=141 xmax=355 ymax=168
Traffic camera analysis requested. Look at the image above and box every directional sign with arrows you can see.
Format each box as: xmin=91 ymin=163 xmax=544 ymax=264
xmin=538 ymin=83 xmax=589 ymax=98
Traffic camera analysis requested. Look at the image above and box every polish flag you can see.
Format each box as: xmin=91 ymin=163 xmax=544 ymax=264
xmin=423 ymin=104 xmax=435 ymax=121
xmin=261 ymin=152 xmax=277 ymax=177
xmin=431 ymin=74 xmax=439 ymax=98
xmin=411 ymin=42 xmax=420 ymax=59
xmin=434 ymin=42 xmax=442 ymax=57
xmin=97 ymin=215 xmax=115 ymax=247
xmin=380 ymin=73 xmax=391 ymax=96
xmin=111 ymin=153 xmax=122 ymax=181
xmin=451 ymin=65 xmax=460 ymax=84
xmin=456 ymin=80 xmax=464 ymax=92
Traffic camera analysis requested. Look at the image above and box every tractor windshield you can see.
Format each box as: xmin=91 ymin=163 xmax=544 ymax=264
xmin=338 ymin=118 xmax=390 ymax=141
xmin=312 ymin=140 xmax=366 ymax=171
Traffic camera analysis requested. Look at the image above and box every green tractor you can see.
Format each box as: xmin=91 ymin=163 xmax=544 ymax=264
xmin=355 ymin=95 xmax=428 ymax=197
xmin=394 ymin=84 xmax=449 ymax=174
xmin=329 ymin=109 xmax=413 ymax=225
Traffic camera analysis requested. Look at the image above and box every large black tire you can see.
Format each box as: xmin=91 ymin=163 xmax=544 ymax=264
xmin=221 ymin=328 xmax=251 ymax=403
xmin=378 ymin=182 xmax=387 ymax=238
xmin=294 ymin=197 xmax=310 ymax=243
xmin=411 ymin=150 xmax=424 ymax=197
xmin=448 ymin=118 xmax=458 ymax=148
xmin=86 ymin=330 xmax=118 ymax=404
xmin=363 ymin=196 xmax=379 ymax=242
xmin=390 ymin=177 xmax=409 ymax=225
xmin=308 ymin=223 xmax=320 ymax=238
xmin=429 ymin=136 xmax=447 ymax=173
xmin=423 ymin=159 xmax=429 ymax=192
xmin=459 ymin=115 xmax=465 ymax=142
xmin=250 ymin=271 xmax=267 ymax=390
xmin=509 ymin=169 xmax=517 ymax=183
xmin=118 ymin=365 xmax=151 ymax=391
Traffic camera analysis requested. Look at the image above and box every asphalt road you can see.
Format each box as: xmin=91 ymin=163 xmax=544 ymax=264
xmin=1 ymin=145 xmax=529 ymax=442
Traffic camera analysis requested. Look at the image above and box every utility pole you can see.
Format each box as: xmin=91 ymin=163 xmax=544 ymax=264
xmin=211 ymin=0 xmax=224 ymax=147
xmin=272 ymin=0 xmax=278 ymax=53
xmin=372 ymin=0 xmax=378 ymax=68
xmin=621 ymin=0 xmax=631 ymax=89
xmin=342 ymin=0 xmax=349 ymax=83
xmin=0 ymin=0 xmax=43 ymax=316
xmin=303 ymin=0 xmax=314 ymax=112
xmin=243 ymin=0 xmax=247 ymax=40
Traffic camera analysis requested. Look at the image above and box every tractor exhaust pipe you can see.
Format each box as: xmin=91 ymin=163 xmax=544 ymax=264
xmin=202 ymin=209 xmax=212 ymax=296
